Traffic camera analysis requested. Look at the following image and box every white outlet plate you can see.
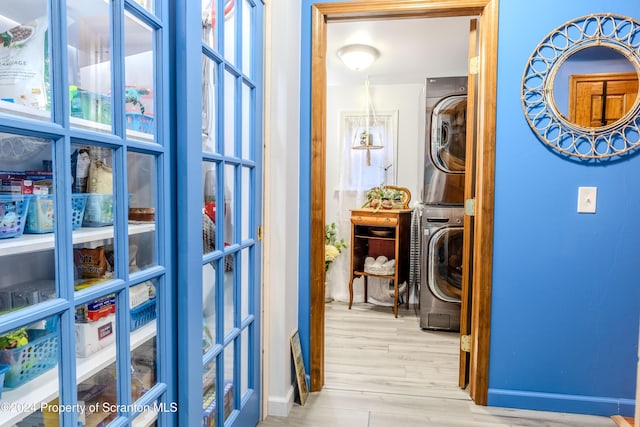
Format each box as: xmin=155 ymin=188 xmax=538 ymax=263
xmin=577 ymin=187 xmax=597 ymax=213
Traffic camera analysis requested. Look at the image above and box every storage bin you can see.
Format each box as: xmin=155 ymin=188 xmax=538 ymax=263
xmin=75 ymin=314 xmax=115 ymax=358
xmin=0 ymin=329 xmax=58 ymax=389
xmin=130 ymin=298 xmax=156 ymax=331
xmin=0 ymin=195 xmax=30 ymax=239
xmin=0 ymin=363 xmax=9 ymax=399
xmin=126 ymin=113 xmax=154 ymax=134
xmin=25 ymin=194 xmax=87 ymax=233
xmin=82 ymin=194 xmax=114 ymax=227
xmin=77 ymin=89 xmax=112 ymax=125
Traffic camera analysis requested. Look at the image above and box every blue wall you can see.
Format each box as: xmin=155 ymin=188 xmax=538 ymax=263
xmin=490 ymin=0 xmax=640 ymax=416
xmin=300 ymin=0 xmax=640 ymax=417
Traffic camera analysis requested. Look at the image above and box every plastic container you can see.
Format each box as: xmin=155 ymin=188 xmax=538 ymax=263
xmin=0 ymin=195 xmax=30 ymax=239
xmin=130 ymin=298 xmax=156 ymax=331
xmin=77 ymin=89 xmax=112 ymax=125
xmin=0 ymin=363 xmax=9 ymax=399
xmin=25 ymin=194 xmax=87 ymax=233
xmin=82 ymin=194 xmax=114 ymax=227
xmin=126 ymin=113 xmax=154 ymax=134
xmin=1 ymin=329 xmax=58 ymax=388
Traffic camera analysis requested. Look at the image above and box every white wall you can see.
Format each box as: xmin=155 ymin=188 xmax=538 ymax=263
xmin=325 ymin=83 xmax=425 ymax=301
xmin=264 ymin=0 xmax=301 ymax=418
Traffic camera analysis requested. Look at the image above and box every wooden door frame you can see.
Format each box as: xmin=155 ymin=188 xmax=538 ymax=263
xmin=309 ymin=0 xmax=499 ymax=406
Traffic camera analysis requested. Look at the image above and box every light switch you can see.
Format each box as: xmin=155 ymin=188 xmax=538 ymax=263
xmin=577 ymin=187 xmax=597 ymax=213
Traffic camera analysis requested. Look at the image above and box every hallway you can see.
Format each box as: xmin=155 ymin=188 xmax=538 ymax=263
xmin=259 ymin=302 xmax=616 ymax=426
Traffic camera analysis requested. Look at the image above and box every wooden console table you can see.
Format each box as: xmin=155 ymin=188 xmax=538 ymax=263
xmin=348 ymin=208 xmax=412 ymax=318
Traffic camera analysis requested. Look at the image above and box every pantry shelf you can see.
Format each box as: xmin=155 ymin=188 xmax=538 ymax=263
xmin=132 ymin=408 xmax=159 ymax=427
xmin=0 ymin=321 xmax=156 ymax=426
xmin=0 ymin=223 xmax=156 ymax=257
xmin=0 ymin=102 xmax=153 ymax=143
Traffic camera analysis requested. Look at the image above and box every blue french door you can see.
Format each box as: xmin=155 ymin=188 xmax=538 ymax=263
xmin=175 ymin=0 xmax=263 ymax=426
xmin=0 ymin=0 xmax=174 ymax=426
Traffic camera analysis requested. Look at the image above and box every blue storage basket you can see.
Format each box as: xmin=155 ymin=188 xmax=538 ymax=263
xmin=130 ymin=298 xmax=156 ymax=331
xmin=71 ymin=194 xmax=88 ymax=229
xmin=25 ymin=194 xmax=87 ymax=233
xmin=0 ymin=329 xmax=58 ymax=389
xmin=0 ymin=363 xmax=8 ymax=399
xmin=126 ymin=113 xmax=154 ymax=134
xmin=82 ymin=194 xmax=114 ymax=227
xmin=0 ymin=195 xmax=30 ymax=239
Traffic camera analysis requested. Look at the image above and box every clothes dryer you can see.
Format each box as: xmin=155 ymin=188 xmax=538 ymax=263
xmin=418 ymin=205 xmax=463 ymax=331
xmin=422 ymin=76 xmax=467 ymax=206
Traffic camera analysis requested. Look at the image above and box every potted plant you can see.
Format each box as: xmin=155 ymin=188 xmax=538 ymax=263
xmin=325 ymin=223 xmax=347 ymax=302
xmin=325 ymin=222 xmax=347 ymax=272
xmin=359 ymin=129 xmax=372 ymax=147
xmin=362 ymin=184 xmax=406 ymax=211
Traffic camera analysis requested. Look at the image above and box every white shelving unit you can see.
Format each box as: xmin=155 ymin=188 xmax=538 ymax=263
xmin=0 ymin=322 xmax=157 ymax=426
xmin=132 ymin=408 xmax=158 ymax=427
xmin=0 ymin=223 xmax=155 ymax=257
xmin=0 ymin=101 xmax=154 ymax=143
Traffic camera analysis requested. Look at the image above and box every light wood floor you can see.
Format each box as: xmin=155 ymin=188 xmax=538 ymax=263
xmin=259 ymin=302 xmax=617 ymax=427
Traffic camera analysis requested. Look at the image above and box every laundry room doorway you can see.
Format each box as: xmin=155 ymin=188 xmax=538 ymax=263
xmin=308 ymin=0 xmax=498 ymax=406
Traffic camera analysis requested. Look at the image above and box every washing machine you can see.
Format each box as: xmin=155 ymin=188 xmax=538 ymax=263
xmin=418 ymin=205 xmax=463 ymax=331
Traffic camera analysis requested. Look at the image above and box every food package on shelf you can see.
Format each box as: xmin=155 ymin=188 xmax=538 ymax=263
xmin=75 ymin=313 xmax=115 ymax=357
xmin=75 ymin=294 xmax=116 ymax=323
xmin=130 ymin=282 xmax=152 ymax=308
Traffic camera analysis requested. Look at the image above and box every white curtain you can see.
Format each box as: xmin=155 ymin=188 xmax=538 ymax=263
xmin=326 ymin=110 xmax=398 ymax=305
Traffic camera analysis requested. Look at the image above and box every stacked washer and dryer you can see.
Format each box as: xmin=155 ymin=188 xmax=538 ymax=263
xmin=415 ymin=77 xmax=467 ymax=331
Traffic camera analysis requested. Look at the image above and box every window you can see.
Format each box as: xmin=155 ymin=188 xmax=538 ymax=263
xmin=340 ymin=111 xmax=398 ymax=190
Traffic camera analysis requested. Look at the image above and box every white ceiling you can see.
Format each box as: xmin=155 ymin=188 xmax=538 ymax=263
xmin=327 ymin=16 xmax=475 ymax=86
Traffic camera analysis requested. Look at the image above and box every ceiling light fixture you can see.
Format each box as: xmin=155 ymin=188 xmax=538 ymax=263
xmin=337 ymin=44 xmax=380 ymax=71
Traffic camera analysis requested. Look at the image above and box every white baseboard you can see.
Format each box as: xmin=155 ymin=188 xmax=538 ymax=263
xmin=267 ymin=385 xmax=295 ymax=417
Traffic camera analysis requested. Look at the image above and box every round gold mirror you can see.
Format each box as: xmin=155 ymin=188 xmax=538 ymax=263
xmin=522 ymin=14 xmax=640 ymax=159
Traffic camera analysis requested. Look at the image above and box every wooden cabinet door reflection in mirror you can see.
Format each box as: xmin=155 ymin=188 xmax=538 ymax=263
xmin=569 ymin=72 xmax=639 ymax=128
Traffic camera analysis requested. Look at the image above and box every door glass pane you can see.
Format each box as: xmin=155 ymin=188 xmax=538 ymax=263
xmin=241 ymin=83 xmax=251 ymax=159
xmin=202 ymin=55 xmax=217 ymax=153
xmin=125 ymin=12 xmax=155 ymax=141
xmin=241 ymin=166 xmax=249 ymax=242
xmin=223 ymin=343 xmax=234 ymax=421
xmin=128 ymin=152 xmax=157 ymax=273
xmin=133 ymin=0 xmax=155 ymax=14
xmin=223 ymin=0 xmax=236 ymax=65
xmin=240 ymin=248 xmax=249 ymax=320
xmin=0 ymin=2 xmax=51 ymax=121
xmin=68 ymin=0 xmax=113 ymax=133
xmin=224 ymin=71 xmax=235 ymax=156
xmin=0 ymin=133 xmax=55 ymax=313
xmin=130 ymin=278 xmax=157 ymax=402
xmin=202 ymin=261 xmax=215 ymax=353
xmin=0 ymin=316 xmax=58 ymax=426
xmin=241 ymin=327 xmax=249 ymax=398
xmin=202 ymin=162 xmax=217 ymax=255
xmin=241 ymin=0 xmax=252 ymax=76
xmin=202 ymin=358 xmax=217 ymax=425
xmin=75 ymin=296 xmax=118 ymax=425
xmin=131 ymin=335 xmax=156 ymax=402
xmin=223 ymin=252 xmax=235 ymax=337
xmin=71 ymin=144 xmax=123 ymax=291
xmin=223 ymin=164 xmax=234 ymax=245
xmin=201 ymin=0 xmax=217 ymax=50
